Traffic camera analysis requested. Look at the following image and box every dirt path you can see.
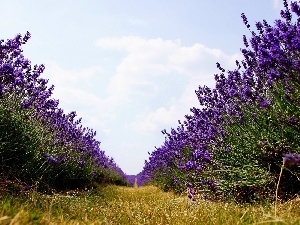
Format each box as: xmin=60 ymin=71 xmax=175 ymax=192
xmin=1 ymin=185 xmax=299 ymax=224
xmin=133 ymin=177 xmax=138 ymax=188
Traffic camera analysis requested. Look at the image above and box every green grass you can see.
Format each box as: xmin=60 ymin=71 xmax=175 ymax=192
xmin=0 ymin=185 xmax=299 ymax=225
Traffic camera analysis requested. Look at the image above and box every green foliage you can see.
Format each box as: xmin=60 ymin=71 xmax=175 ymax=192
xmin=211 ymin=72 xmax=300 ymax=202
xmin=0 ymin=86 xmax=127 ymax=190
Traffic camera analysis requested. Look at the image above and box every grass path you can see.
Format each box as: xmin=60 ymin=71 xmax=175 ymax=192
xmin=0 ymin=185 xmax=299 ymax=224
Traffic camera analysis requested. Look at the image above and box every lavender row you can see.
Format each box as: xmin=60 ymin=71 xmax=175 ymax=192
xmin=140 ymin=0 xmax=300 ymax=202
xmin=0 ymin=32 xmax=128 ymax=189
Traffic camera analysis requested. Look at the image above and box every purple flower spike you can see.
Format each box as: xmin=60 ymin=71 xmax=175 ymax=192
xmin=291 ymin=1 xmax=300 ymax=17
xmin=260 ymin=99 xmax=270 ymax=108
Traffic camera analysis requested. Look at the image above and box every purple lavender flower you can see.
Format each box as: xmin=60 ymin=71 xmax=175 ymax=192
xmin=291 ymin=1 xmax=300 ymax=16
xmin=283 ymin=153 xmax=300 ymax=167
xmin=260 ymin=99 xmax=271 ymax=108
xmin=241 ymin=13 xmax=250 ymax=28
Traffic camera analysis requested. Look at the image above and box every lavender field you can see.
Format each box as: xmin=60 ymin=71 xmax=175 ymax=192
xmin=0 ymin=0 xmax=300 ymax=224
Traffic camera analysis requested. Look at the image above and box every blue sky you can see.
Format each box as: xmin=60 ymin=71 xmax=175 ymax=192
xmin=1 ymin=0 xmax=284 ymax=175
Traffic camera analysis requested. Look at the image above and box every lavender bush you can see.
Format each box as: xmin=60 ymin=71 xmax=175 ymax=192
xmin=0 ymin=32 xmax=128 ymax=190
xmin=142 ymin=0 xmax=300 ymax=202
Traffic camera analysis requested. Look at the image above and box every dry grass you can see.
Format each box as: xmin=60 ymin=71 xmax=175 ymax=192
xmin=0 ymin=185 xmax=299 ymax=224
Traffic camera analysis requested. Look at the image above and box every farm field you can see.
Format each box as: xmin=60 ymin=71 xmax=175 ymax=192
xmin=1 ymin=1 xmax=300 ymax=225
xmin=0 ymin=185 xmax=299 ymax=225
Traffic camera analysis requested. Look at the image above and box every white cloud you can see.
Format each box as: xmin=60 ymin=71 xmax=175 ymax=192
xmin=42 ymin=36 xmax=242 ymax=174
xmin=97 ymin=36 xmax=240 ymax=101
xmin=129 ymin=106 xmax=177 ymax=133
xmin=97 ymin=36 xmax=241 ymax=134
xmin=43 ymin=62 xmax=118 ymax=131
xmin=44 ymin=37 xmax=242 ymax=137
xmin=45 ymin=62 xmax=103 ymax=85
